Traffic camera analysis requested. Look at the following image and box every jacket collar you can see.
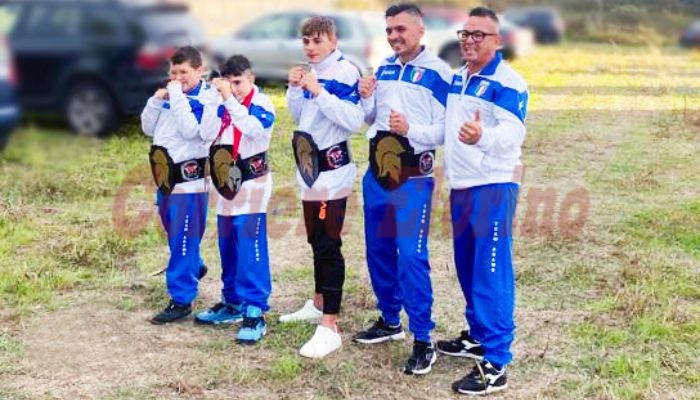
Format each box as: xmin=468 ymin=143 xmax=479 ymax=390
xmin=312 ymin=49 xmax=343 ymax=73
xmin=460 ymin=52 xmax=502 ymax=77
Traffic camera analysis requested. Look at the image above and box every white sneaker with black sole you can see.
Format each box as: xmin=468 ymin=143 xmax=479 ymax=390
xmin=278 ymin=299 xmax=322 ymax=324
xmin=436 ymin=330 xmax=484 ymax=360
xmin=452 ymin=360 xmax=508 ymax=396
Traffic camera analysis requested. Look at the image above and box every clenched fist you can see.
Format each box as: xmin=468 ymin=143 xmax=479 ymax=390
xmin=358 ymin=76 xmax=376 ymax=99
xmin=300 ymin=69 xmax=322 ymax=97
xmin=212 ymin=77 xmax=233 ymax=100
xmin=288 ymin=66 xmax=306 ymax=87
xmin=389 ymin=109 xmax=409 ymax=136
xmin=154 ymin=88 xmax=169 ymax=100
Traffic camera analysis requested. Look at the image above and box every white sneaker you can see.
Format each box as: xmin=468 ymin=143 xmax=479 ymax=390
xmin=299 ymin=325 xmax=342 ymax=358
xmin=278 ymin=299 xmax=322 ymax=323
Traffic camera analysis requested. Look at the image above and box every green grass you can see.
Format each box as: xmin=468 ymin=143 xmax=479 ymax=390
xmin=1 ymin=43 xmax=699 ymax=399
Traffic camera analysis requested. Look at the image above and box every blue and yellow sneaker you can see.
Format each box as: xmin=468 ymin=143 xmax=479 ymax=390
xmin=236 ymin=305 xmax=267 ymax=345
xmin=194 ymin=302 xmax=243 ymax=325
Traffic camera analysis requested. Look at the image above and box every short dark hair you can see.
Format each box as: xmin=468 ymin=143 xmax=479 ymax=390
xmin=301 ymin=16 xmax=336 ymax=38
xmin=220 ymin=54 xmax=252 ymax=77
xmin=469 ymin=6 xmax=499 ymax=24
xmin=385 ymin=3 xmax=423 ymax=18
xmin=170 ymin=46 xmax=202 ymax=68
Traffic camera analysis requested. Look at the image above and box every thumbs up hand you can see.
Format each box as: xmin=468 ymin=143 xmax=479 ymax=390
xmin=458 ymin=110 xmax=482 ymax=145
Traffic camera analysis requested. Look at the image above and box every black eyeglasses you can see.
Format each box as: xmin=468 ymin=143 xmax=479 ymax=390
xmin=457 ymin=30 xmax=497 ymax=43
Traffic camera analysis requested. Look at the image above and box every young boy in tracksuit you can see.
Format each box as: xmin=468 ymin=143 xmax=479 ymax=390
xmin=193 ymin=55 xmax=276 ymax=344
xmin=353 ymin=4 xmax=452 ymax=375
xmin=279 ymin=16 xmax=364 ymax=358
xmin=142 ymin=46 xmax=219 ymax=324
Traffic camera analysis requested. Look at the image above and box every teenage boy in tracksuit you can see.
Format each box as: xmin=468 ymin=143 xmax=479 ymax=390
xmin=142 ymin=46 xmax=219 ymax=324
xmin=353 ymin=3 xmax=452 ymax=376
xmin=193 ymin=55 xmax=276 ymax=345
xmin=279 ymin=16 xmax=364 ymax=359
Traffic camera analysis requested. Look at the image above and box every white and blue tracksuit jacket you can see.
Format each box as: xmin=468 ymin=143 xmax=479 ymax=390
xmin=361 ymin=47 xmax=453 ymax=152
xmin=215 ymin=85 xmax=276 ymax=216
xmin=444 ymin=52 xmax=529 ymax=368
xmin=286 ymin=49 xmax=364 ymax=201
xmin=360 ymin=48 xmax=452 ymax=343
xmin=444 ymin=52 xmax=528 ymax=189
xmin=141 ymin=80 xmax=219 ymax=193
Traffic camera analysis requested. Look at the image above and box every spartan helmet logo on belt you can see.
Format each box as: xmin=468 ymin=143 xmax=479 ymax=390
xmin=149 ymin=145 xmax=175 ymax=195
xmin=376 ymin=135 xmax=406 ymax=185
xmin=296 ymin=135 xmax=314 ymax=178
xmin=212 ymin=147 xmax=234 ymax=191
xmin=292 ymin=131 xmax=321 ymax=187
xmin=152 ymin=149 xmax=170 ymax=189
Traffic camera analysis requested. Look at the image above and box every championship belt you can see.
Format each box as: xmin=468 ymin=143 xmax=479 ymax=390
xmin=369 ymin=131 xmax=435 ymax=191
xmin=292 ymin=131 xmax=320 ymax=187
xmin=149 ymin=145 xmax=176 ymax=196
xmin=210 ymin=145 xmax=243 ymax=200
xmin=210 ymin=146 xmax=269 ymax=200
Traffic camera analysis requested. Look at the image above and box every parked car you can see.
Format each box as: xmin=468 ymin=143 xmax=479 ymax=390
xmin=427 ymin=15 xmax=535 ymax=69
xmin=2 ymin=0 xmax=207 ymax=136
xmin=211 ymin=10 xmax=393 ymax=81
xmin=0 ymin=36 xmax=19 ymax=151
xmin=503 ymin=7 xmax=564 ymax=44
xmin=679 ymin=21 xmax=700 ymax=48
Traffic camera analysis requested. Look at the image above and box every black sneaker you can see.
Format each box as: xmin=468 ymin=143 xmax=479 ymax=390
xmin=403 ymin=340 xmax=437 ymax=375
xmin=353 ymin=317 xmax=406 ymax=344
xmin=436 ymin=330 xmax=484 ymax=360
xmin=452 ymin=360 xmax=508 ymax=396
xmin=150 ymin=301 xmax=192 ymax=325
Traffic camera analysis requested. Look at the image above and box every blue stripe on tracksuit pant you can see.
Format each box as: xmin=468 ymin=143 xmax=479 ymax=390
xmin=157 ymin=191 xmax=208 ymax=305
xmin=217 ymin=213 xmax=271 ymax=312
xmin=363 ymin=169 xmax=435 ymax=343
xmin=450 ymin=183 xmax=519 ymax=368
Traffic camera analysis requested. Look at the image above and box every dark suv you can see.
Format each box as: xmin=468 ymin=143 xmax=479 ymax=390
xmin=2 ymin=0 xmax=207 ymax=136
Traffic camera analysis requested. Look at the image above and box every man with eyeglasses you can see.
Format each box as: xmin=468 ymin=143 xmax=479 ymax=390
xmin=436 ymin=7 xmax=529 ymax=396
xmin=353 ymin=3 xmax=452 ymax=376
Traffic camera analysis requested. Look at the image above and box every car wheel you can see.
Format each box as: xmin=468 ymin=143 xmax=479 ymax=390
xmin=64 ymin=81 xmax=118 ymax=137
xmin=439 ymin=42 xmax=464 ymax=69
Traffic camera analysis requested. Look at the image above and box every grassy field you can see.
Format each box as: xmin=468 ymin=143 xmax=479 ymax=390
xmin=1 ymin=44 xmax=699 ymax=400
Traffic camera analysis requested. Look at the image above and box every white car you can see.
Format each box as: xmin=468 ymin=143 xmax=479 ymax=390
xmin=211 ymin=10 xmax=392 ymax=81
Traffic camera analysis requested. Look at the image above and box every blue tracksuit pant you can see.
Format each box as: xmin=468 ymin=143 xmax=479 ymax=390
xmin=217 ymin=213 xmax=271 ymax=312
xmin=157 ymin=191 xmax=208 ymax=305
xmin=450 ymin=183 xmax=519 ymax=367
xmin=363 ymin=169 xmax=435 ymax=343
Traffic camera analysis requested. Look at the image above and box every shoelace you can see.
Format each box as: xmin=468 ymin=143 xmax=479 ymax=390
xmin=241 ymin=317 xmax=259 ymax=329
